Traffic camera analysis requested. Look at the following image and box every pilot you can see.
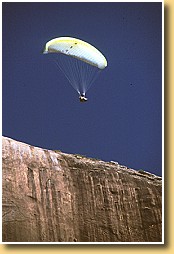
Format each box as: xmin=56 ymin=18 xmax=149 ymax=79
xmin=79 ymin=94 xmax=88 ymax=102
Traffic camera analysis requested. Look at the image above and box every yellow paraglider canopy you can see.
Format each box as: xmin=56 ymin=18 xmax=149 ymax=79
xmin=43 ymin=37 xmax=107 ymax=69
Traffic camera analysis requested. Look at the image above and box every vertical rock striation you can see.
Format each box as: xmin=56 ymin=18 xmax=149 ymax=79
xmin=2 ymin=136 xmax=162 ymax=242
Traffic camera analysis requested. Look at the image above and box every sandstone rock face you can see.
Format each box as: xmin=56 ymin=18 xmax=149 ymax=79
xmin=2 ymin=136 xmax=162 ymax=242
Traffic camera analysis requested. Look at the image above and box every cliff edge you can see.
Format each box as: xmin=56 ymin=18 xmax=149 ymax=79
xmin=2 ymin=136 xmax=162 ymax=242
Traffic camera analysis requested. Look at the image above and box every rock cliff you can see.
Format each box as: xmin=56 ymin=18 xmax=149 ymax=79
xmin=2 ymin=136 xmax=162 ymax=242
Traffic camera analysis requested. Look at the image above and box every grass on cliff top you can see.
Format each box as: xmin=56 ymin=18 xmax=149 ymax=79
xmin=54 ymin=150 xmax=121 ymax=165
xmin=74 ymin=153 xmax=101 ymax=161
xmin=54 ymin=150 xmax=101 ymax=162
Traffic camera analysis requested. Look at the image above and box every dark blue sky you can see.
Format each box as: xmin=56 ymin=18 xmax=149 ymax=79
xmin=2 ymin=2 xmax=162 ymax=176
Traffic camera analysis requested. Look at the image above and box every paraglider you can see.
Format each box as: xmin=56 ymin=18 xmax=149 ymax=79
xmin=43 ymin=37 xmax=107 ymax=101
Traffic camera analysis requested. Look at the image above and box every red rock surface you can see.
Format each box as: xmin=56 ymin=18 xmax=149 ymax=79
xmin=2 ymin=136 xmax=162 ymax=242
